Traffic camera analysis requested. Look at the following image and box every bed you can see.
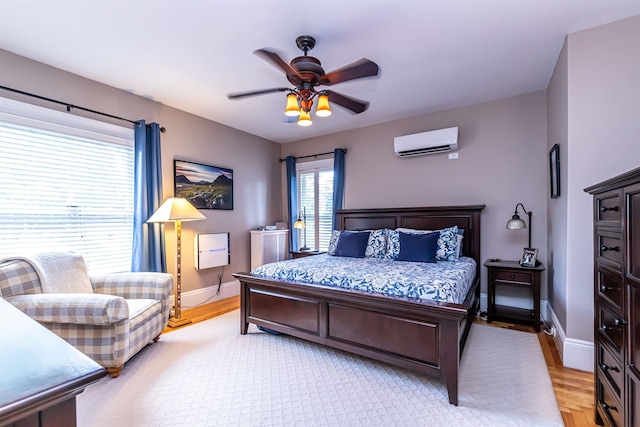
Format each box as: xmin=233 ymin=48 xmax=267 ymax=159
xmin=233 ymin=205 xmax=485 ymax=406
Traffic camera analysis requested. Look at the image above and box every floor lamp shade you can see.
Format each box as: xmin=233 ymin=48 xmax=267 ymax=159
xmin=147 ymin=197 xmax=206 ymax=328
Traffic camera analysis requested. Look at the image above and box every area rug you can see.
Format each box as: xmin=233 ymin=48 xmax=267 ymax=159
xmin=77 ymin=310 xmax=563 ymax=426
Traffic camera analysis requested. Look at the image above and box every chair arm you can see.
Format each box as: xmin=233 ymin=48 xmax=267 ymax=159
xmin=89 ymin=272 xmax=173 ymax=300
xmin=5 ymin=294 xmax=128 ymax=325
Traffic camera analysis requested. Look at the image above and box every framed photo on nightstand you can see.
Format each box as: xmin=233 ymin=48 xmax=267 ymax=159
xmin=520 ymin=247 xmax=539 ymax=267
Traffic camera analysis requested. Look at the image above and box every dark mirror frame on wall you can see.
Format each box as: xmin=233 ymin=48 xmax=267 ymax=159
xmin=549 ymin=144 xmax=560 ymax=199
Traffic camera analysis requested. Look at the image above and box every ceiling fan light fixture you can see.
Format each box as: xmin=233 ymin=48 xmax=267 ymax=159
xmin=298 ymin=110 xmax=312 ymax=126
xmin=285 ymin=93 xmax=300 ymax=116
xmin=315 ymin=93 xmax=331 ymax=117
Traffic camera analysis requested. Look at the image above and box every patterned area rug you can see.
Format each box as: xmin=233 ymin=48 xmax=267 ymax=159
xmin=77 ymin=310 xmax=563 ymax=426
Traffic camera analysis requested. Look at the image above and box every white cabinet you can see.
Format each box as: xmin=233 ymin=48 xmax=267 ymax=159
xmin=250 ymin=229 xmax=289 ymax=270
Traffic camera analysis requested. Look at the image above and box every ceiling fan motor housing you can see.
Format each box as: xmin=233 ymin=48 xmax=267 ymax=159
xmin=289 ymin=56 xmax=324 ymax=85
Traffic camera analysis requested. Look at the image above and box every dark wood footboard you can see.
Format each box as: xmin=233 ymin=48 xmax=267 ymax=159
xmin=235 ymin=273 xmax=480 ymax=406
xmin=233 ymin=205 xmax=484 ymax=406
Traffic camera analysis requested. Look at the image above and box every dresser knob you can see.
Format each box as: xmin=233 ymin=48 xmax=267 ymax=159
xmin=510 ymin=275 xmax=515 ymax=280
xmin=601 ymin=245 xmax=620 ymax=252
xmin=614 ymin=318 xmax=626 ymax=326
xmin=602 ymin=403 xmax=618 ymax=412
xmin=600 ymin=363 xmax=620 ymax=373
xmin=601 ymin=319 xmax=626 ymax=331
xmin=600 ymin=206 xmax=619 ymax=213
xmin=600 ymin=285 xmax=614 ymax=293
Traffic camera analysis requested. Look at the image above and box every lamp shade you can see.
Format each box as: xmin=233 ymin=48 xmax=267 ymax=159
xmin=297 ymin=110 xmax=312 ymax=127
xmin=147 ymin=197 xmax=206 ymax=223
xmin=293 ymin=218 xmax=305 ymax=229
xmin=315 ymin=94 xmax=332 ymax=117
xmin=506 ymin=214 xmax=527 ymax=230
xmin=285 ymin=94 xmax=300 ymax=117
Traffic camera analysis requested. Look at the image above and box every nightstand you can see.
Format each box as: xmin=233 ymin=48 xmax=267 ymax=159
xmin=290 ymin=250 xmax=325 ymax=259
xmin=484 ymin=259 xmax=545 ymax=332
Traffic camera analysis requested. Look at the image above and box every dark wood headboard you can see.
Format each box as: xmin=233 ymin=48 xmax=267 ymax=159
xmin=335 ymin=205 xmax=485 ymax=265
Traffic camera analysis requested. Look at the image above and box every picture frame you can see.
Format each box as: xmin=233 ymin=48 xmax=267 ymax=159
xmin=174 ymin=159 xmax=233 ymax=210
xmin=549 ymin=144 xmax=560 ymax=199
xmin=520 ymin=247 xmax=539 ymax=268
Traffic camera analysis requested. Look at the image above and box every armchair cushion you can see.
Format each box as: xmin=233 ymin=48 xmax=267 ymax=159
xmin=6 ymin=294 xmax=128 ymax=325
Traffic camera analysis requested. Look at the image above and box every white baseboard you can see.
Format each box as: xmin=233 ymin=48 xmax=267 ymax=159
xmin=169 ymin=280 xmax=240 ymax=311
xmin=546 ymin=305 xmax=594 ymax=372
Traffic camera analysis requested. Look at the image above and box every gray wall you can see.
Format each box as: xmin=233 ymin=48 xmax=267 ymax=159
xmin=281 ymin=91 xmax=549 ymax=300
xmin=0 ymin=49 xmax=282 ymax=295
xmin=547 ymin=15 xmax=640 ymax=347
xmin=547 ymin=40 xmax=569 ymax=334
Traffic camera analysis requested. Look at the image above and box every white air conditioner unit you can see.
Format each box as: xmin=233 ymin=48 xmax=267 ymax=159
xmin=393 ymin=126 xmax=459 ymax=158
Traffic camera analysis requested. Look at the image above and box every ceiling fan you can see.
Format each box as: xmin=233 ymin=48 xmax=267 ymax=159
xmin=227 ymin=35 xmax=380 ymax=126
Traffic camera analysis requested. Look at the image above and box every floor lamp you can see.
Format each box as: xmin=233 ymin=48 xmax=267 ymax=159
xmin=147 ymin=197 xmax=206 ymax=328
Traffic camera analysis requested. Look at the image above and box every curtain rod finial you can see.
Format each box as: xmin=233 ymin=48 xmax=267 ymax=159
xmin=160 ymin=127 xmax=166 ymax=133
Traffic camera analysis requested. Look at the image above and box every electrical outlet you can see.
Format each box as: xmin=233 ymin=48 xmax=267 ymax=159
xmin=448 ymin=152 xmax=459 ymax=160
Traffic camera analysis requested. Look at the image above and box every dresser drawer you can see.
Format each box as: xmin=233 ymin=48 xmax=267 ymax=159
xmin=597 ymin=231 xmax=623 ymax=270
xmin=494 ymin=269 xmax=533 ymax=285
xmin=596 ymin=267 xmax=624 ymax=314
xmin=596 ymin=341 xmax=623 ymax=398
xmin=597 ymin=304 xmax=625 ymax=356
xmin=597 ymin=373 xmax=623 ymax=427
xmin=595 ymin=189 xmax=623 ymax=227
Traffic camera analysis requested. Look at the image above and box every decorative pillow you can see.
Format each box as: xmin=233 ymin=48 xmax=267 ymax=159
xmin=397 ymin=231 xmax=438 ymax=263
xmin=365 ymin=229 xmax=388 ymax=258
xmin=384 ymin=229 xmax=399 ymax=259
xmin=327 ymin=230 xmax=341 ymax=255
xmin=436 ymin=226 xmax=459 ymax=261
xmin=334 ymin=231 xmax=370 ymax=258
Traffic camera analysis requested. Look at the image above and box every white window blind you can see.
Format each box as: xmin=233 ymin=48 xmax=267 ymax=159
xmin=0 ymin=97 xmax=135 ymax=274
xmin=297 ymin=158 xmax=334 ymax=251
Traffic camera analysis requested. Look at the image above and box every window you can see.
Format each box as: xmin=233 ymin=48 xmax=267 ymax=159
xmin=297 ymin=158 xmax=334 ymax=251
xmin=0 ymin=97 xmax=135 ymax=274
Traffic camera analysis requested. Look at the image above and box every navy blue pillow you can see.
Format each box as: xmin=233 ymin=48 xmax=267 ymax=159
xmin=397 ymin=231 xmax=439 ymax=263
xmin=334 ymin=231 xmax=370 ymax=258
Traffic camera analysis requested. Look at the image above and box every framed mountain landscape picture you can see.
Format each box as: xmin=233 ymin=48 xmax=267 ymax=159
xmin=174 ymin=159 xmax=233 ymax=210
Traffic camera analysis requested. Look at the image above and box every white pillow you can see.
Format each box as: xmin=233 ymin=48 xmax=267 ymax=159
xmin=395 ymin=228 xmax=433 ymax=234
xmin=19 ymin=251 xmax=94 ymax=294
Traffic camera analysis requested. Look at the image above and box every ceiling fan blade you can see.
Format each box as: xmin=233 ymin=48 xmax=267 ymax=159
xmin=254 ymin=49 xmax=304 ymax=85
xmin=320 ymin=58 xmax=379 ymax=86
xmin=325 ymin=90 xmax=370 ymax=114
xmin=227 ymin=87 xmax=289 ymax=100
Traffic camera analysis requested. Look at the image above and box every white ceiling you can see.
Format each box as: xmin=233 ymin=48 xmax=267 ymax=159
xmin=0 ymin=1 xmax=638 ymax=144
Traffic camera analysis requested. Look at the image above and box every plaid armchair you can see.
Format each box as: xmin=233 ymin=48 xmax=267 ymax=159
xmin=0 ymin=256 xmax=173 ymax=378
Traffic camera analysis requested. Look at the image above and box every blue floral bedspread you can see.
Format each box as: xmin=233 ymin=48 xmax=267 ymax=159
xmin=250 ymin=254 xmax=477 ymax=304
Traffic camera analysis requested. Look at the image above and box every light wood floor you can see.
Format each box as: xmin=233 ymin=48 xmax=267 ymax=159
xmin=166 ymin=297 xmax=596 ymax=426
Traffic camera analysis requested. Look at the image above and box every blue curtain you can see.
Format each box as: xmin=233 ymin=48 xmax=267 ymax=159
xmin=332 ymin=148 xmax=345 ymax=229
xmin=131 ymin=121 xmax=166 ymax=272
xmin=286 ymin=156 xmax=299 ymax=252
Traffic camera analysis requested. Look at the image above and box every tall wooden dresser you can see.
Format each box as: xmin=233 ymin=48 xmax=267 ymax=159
xmin=585 ymin=167 xmax=640 ymax=427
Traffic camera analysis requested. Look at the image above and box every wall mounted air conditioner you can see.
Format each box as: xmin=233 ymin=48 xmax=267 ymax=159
xmin=393 ymin=126 xmax=458 ymax=158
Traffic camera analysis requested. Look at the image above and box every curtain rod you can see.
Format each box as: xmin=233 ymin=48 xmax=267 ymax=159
xmin=0 ymin=85 xmax=166 ymax=133
xmin=279 ymin=148 xmax=346 ymax=162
